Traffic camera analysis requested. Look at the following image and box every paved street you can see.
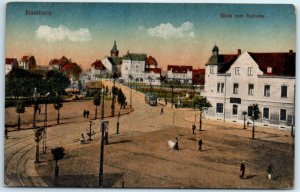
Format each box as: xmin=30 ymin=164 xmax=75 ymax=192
xmin=4 ymin=81 xmax=294 ymax=188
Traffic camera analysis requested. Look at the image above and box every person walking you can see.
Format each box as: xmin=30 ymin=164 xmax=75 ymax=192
xmin=83 ymin=110 xmax=86 ymax=118
xmin=192 ymin=124 xmax=196 ymax=134
xmin=86 ymin=110 xmax=90 ymax=119
xmin=160 ymin=107 xmax=164 ymax=115
xmin=198 ymin=139 xmax=203 ymax=151
xmin=174 ymin=137 xmax=179 ymax=150
xmin=240 ymin=161 xmax=246 ymax=179
xmin=266 ymin=163 xmax=275 ymax=180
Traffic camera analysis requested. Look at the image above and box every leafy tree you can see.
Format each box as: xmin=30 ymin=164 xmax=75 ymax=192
xmin=45 ymin=70 xmax=70 ymax=95
xmin=51 ymin=147 xmax=65 ymax=179
xmin=93 ymin=91 xmax=101 ymax=119
xmin=117 ymin=88 xmax=126 ymax=109
xmin=195 ymin=96 xmax=212 ymax=131
xmin=16 ymin=100 xmax=25 ymax=130
xmin=34 ymin=128 xmax=44 ymax=163
xmin=53 ymin=97 xmax=63 ymax=124
xmin=250 ymin=103 xmax=260 ymax=139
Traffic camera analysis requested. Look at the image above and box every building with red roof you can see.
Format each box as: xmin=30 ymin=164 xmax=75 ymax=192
xmin=204 ymin=45 xmax=295 ymax=128
xmin=167 ymin=65 xmax=193 ymax=84
xmin=5 ymin=58 xmax=19 ymax=75
xmin=90 ymin=60 xmax=108 ymax=80
xmin=19 ymin=56 xmax=36 ymax=69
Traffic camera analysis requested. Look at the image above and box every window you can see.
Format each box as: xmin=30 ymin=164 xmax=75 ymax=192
xmin=248 ymin=67 xmax=253 ymax=76
xmin=281 ymin=85 xmax=287 ymax=98
xmin=263 ymin=108 xmax=269 ymax=119
xmin=221 ymin=83 xmax=224 ymax=93
xmin=216 ymin=103 xmax=223 ymax=113
xmin=248 ymin=106 xmax=253 ymax=117
xmin=210 ymin=66 xmax=214 ymax=74
xmin=217 ymin=83 xmax=220 ymax=92
xmin=280 ymin=109 xmax=287 ymax=121
xmin=233 ymin=83 xmax=239 ymax=94
xmin=264 ymin=85 xmax=270 ymax=97
xmin=267 ymin=66 xmax=272 ymax=74
xmin=235 ymin=67 xmax=240 ymax=75
xmin=232 ymin=105 xmax=238 ymax=115
xmin=248 ymin=84 xmax=254 ymax=95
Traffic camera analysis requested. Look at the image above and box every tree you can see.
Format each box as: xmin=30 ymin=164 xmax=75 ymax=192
xmin=117 ymin=88 xmax=126 ymax=109
xmin=195 ymin=96 xmax=212 ymax=131
xmin=51 ymin=147 xmax=65 ymax=179
xmin=53 ymin=97 xmax=63 ymax=124
xmin=16 ymin=100 xmax=25 ymax=130
xmin=93 ymin=91 xmax=101 ymax=119
xmin=34 ymin=127 xmax=44 ymax=163
xmin=250 ymin=103 xmax=260 ymax=139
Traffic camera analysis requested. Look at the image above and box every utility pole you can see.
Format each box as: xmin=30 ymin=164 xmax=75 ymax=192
xmin=117 ymin=112 xmax=120 ymax=134
xmin=99 ymin=120 xmax=109 ymax=187
xmin=101 ymin=89 xmax=105 ymax=120
xmin=88 ymin=121 xmax=93 ymax=141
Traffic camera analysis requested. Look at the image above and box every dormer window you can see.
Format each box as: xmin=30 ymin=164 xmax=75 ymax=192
xmin=267 ymin=66 xmax=272 ymax=74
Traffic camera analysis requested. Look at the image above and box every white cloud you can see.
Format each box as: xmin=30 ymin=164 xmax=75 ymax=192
xmin=36 ymin=25 xmax=92 ymax=42
xmin=144 ymin=21 xmax=195 ymax=39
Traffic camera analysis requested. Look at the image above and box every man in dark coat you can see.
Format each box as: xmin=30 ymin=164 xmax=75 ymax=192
xmin=198 ymin=139 xmax=203 ymax=151
xmin=192 ymin=124 xmax=196 ymax=134
xmin=240 ymin=161 xmax=246 ymax=179
xmin=86 ymin=110 xmax=90 ymax=118
xmin=83 ymin=110 xmax=86 ymax=118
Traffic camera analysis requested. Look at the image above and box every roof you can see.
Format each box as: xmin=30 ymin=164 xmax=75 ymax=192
xmin=123 ymin=53 xmax=147 ymax=61
xmin=111 ymin=40 xmax=118 ymax=52
xmin=6 ymin=58 xmax=17 ymax=65
xmin=146 ymin=56 xmax=158 ymax=66
xmin=107 ymin=57 xmax=122 ymax=65
xmin=167 ymin=65 xmax=193 ymax=73
xmin=249 ymin=52 xmax=295 ymax=76
xmin=217 ymin=54 xmax=239 ymax=73
xmin=91 ymin=60 xmax=106 ymax=70
xmin=21 ymin=56 xmax=30 ymax=62
xmin=192 ymin=68 xmax=205 ymax=85
xmin=49 ymin=59 xmax=60 ymax=65
xmin=61 ymin=63 xmax=76 ymax=70
xmin=145 ymin=68 xmax=161 ymax=74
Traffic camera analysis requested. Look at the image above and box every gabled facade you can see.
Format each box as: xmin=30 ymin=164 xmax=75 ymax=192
xmin=204 ymin=46 xmax=295 ymax=128
xmin=167 ymin=65 xmax=193 ymax=84
xmin=90 ymin=60 xmax=108 ymax=80
xmin=5 ymin=58 xmax=19 ymax=75
xmin=19 ymin=56 xmax=36 ymax=69
xmin=121 ymin=51 xmax=147 ymax=82
xmin=102 ymin=41 xmax=122 ymax=76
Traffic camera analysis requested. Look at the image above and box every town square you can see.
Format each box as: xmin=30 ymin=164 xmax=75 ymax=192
xmin=4 ymin=2 xmax=296 ymax=189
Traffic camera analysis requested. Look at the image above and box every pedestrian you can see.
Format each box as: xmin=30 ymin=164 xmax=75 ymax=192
xmin=174 ymin=137 xmax=179 ymax=150
xmin=160 ymin=107 xmax=164 ymax=115
xmin=5 ymin=128 xmax=8 ymax=139
xmin=198 ymin=139 xmax=203 ymax=151
xmin=80 ymin=133 xmax=86 ymax=144
xmin=240 ymin=161 xmax=246 ymax=179
xmin=192 ymin=123 xmax=196 ymax=134
xmin=266 ymin=163 xmax=275 ymax=180
xmin=86 ymin=110 xmax=90 ymax=118
xmin=83 ymin=110 xmax=86 ymax=118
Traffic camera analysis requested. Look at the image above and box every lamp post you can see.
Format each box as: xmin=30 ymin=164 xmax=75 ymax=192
xmin=116 ymin=112 xmax=120 ymax=134
xmin=242 ymin=111 xmax=247 ymax=130
xmin=99 ymin=120 xmax=109 ymax=187
xmin=88 ymin=120 xmax=93 ymax=141
xmin=32 ymin=88 xmax=38 ymax=128
xmin=42 ymin=92 xmax=50 ymax=154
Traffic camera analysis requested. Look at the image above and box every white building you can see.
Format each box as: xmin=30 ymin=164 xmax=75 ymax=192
xmin=167 ymin=65 xmax=193 ymax=84
xmin=121 ymin=51 xmax=147 ymax=82
xmin=144 ymin=56 xmax=161 ymax=85
xmin=90 ymin=60 xmax=108 ymax=80
xmin=204 ymin=46 xmax=295 ymax=128
xmin=102 ymin=41 xmax=122 ymax=76
xmin=5 ymin=58 xmax=19 ymax=75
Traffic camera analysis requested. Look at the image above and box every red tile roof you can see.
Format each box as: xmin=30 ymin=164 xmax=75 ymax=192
xmin=21 ymin=56 xmax=30 ymax=62
xmin=167 ymin=65 xmax=193 ymax=73
xmin=61 ymin=63 xmax=75 ymax=71
xmin=145 ymin=68 xmax=161 ymax=74
xmin=91 ymin=60 xmax=106 ymax=70
xmin=192 ymin=68 xmax=205 ymax=85
xmin=6 ymin=58 xmax=17 ymax=65
xmin=49 ymin=59 xmax=60 ymax=65
xmin=146 ymin=56 xmax=158 ymax=66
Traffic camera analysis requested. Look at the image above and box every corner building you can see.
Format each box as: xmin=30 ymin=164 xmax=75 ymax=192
xmin=204 ymin=46 xmax=295 ymax=129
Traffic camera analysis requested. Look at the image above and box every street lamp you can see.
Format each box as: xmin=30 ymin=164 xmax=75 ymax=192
xmin=242 ymin=111 xmax=247 ymax=130
xmin=116 ymin=112 xmax=120 ymax=134
xmin=42 ymin=92 xmax=50 ymax=154
xmin=32 ymin=87 xmax=38 ymax=128
xmin=88 ymin=120 xmax=94 ymax=141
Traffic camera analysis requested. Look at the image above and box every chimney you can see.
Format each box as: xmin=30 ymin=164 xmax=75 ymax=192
xmin=237 ymin=49 xmax=241 ymax=55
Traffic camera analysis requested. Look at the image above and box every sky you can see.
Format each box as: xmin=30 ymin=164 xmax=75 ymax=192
xmin=5 ymin=3 xmax=296 ymax=71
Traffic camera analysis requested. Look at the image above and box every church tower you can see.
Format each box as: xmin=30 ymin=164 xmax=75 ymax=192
xmin=111 ymin=40 xmax=119 ymax=57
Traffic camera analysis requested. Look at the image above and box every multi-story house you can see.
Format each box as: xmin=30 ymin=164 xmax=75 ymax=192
xmin=204 ymin=45 xmax=295 ymax=128
xmin=144 ymin=56 xmax=161 ymax=85
xmin=102 ymin=41 xmax=122 ymax=76
xmin=90 ymin=60 xmax=108 ymax=80
xmin=167 ymin=65 xmax=193 ymax=84
xmin=121 ymin=51 xmax=147 ymax=82
xmin=19 ymin=56 xmax=36 ymax=69
xmin=5 ymin=58 xmax=19 ymax=74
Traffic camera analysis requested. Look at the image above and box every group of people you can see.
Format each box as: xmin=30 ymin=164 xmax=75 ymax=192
xmin=169 ymin=137 xmax=203 ymax=152
xmin=83 ymin=110 xmax=90 ymax=119
xmin=240 ymin=161 xmax=275 ymax=180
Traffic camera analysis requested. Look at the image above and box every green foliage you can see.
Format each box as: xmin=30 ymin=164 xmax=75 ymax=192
xmin=194 ymin=96 xmax=212 ymax=111
xmin=53 ymin=97 xmax=63 ymax=110
xmin=16 ymin=100 xmax=26 ymax=114
xmin=250 ymin=103 xmax=260 ymax=121
xmin=93 ymin=91 xmax=101 ymax=106
xmin=117 ymin=88 xmax=126 ymax=106
xmin=34 ymin=128 xmax=44 ymax=143
xmin=51 ymin=147 xmax=65 ymax=162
